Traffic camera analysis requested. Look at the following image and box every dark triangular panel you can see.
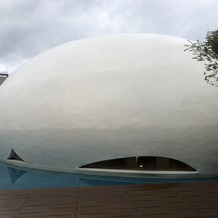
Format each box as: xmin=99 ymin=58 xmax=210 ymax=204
xmin=7 ymin=149 xmax=25 ymax=162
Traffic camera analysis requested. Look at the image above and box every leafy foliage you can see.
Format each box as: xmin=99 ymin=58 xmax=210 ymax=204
xmin=185 ymin=29 xmax=218 ymax=87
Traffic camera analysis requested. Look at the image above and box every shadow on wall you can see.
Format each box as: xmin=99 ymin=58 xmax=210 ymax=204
xmin=0 ymin=73 xmax=8 ymax=86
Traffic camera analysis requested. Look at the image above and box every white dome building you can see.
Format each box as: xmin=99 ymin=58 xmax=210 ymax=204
xmin=0 ymin=34 xmax=218 ymax=178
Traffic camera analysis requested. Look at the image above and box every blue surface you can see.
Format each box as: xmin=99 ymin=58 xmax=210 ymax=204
xmin=0 ymin=161 xmax=218 ymax=190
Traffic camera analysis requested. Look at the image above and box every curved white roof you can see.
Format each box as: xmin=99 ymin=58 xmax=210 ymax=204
xmin=0 ymin=34 xmax=217 ymax=177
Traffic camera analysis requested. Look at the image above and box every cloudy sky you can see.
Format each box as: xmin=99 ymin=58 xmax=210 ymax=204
xmin=0 ymin=0 xmax=217 ymax=73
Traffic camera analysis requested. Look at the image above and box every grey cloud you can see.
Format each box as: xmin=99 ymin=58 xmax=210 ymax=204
xmin=0 ymin=0 xmax=217 ymax=72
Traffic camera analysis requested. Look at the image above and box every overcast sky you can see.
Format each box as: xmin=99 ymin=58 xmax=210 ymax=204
xmin=0 ymin=0 xmax=217 ymax=73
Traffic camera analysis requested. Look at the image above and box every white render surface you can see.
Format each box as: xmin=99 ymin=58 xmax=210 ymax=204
xmin=0 ymin=34 xmax=218 ymax=177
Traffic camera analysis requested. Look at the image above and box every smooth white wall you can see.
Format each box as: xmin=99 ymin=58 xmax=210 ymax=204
xmin=0 ymin=34 xmax=217 ymax=176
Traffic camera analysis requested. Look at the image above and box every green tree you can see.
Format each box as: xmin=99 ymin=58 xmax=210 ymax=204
xmin=185 ymin=29 xmax=218 ymax=87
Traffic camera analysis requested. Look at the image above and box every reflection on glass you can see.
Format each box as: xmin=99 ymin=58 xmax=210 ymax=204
xmin=7 ymin=167 xmax=27 ymax=185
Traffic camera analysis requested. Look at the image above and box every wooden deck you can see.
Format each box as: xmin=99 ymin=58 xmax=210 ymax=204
xmin=0 ymin=182 xmax=218 ymax=217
